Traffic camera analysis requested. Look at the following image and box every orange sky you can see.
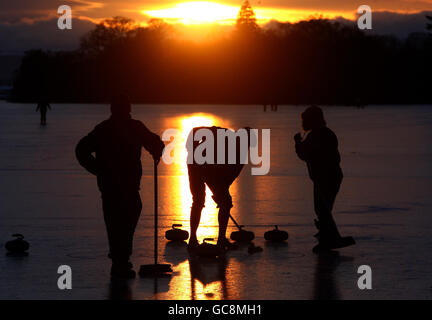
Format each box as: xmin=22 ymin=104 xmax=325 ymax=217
xmin=100 ymin=0 xmax=432 ymax=25
xmin=1 ymin=0 xmax=432 ymax=25
xmin=0 ymin=0 xmax=431 ymax=52
xmin=66 ymin=0 xmax=432 ymax=41
xmin=138 ymin=1 xmax=352 ymax=24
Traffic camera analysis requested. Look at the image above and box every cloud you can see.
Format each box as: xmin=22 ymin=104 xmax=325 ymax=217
xmin=259 ymin=0 xmax=432 ymax=12
xmin=334 ymin=10 xmax=432 ymax=38
xmin=0 ymin=0 xmax=104 ymax=24
xmin=0 ymin=17 xmax=95 ymax=53
xmin=369 ymin=10 xmax=432 ymax=37
xmin=263 ymin=10 xmax=432 ymax=38
xmin=3 ymin=0 xmax=432 ymax=25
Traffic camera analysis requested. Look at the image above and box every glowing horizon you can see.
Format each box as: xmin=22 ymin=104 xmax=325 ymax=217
xmin=141 ymin=1 xmax=356 ymax=25
xmin=143 ymin=2 xmax=239 ymax=25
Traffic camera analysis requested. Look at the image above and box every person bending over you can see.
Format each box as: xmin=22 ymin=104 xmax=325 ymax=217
xmin=187 ymin=126 xmax=252 ymax=251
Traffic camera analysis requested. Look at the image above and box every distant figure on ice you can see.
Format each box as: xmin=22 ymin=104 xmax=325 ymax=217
xmin=36 ymin=99 xmax=51 ymax=125
xmin=294 ymin=106 xmax=355 ymax=253
xmin=186 ymin=126 xmax=252 ymax=251
xmin=75 ymin=94 xmax=165 ymax=278
xmin=263 ymin=104 xmax=278 ymax=112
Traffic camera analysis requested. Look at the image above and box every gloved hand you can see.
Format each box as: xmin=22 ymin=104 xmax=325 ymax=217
xmin=294 ymin=133 xmax=302 ymax=143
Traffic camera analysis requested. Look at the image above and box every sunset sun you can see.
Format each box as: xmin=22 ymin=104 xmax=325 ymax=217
xmin=143 ymin=1 xmax=239 ymax=24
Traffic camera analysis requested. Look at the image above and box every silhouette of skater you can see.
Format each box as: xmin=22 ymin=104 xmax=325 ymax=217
xmin=75 ymin=94 xmax=165 ymax=278
xmin=264 ymin=103 xmax=278 ymax=112
xmin=186 ymin=126 xmax=252 ymax=251
xmin=294 ymin=106 xmax=355 ymax=253
xmin=36 ymin=99 xmax=51 ymax=125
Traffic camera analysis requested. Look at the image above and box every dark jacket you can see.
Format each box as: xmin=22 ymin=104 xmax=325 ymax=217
xmin=295 ymin=126 xmax=342 ymax=183
xmin=75 ymin=116 xmax=164 ymax=192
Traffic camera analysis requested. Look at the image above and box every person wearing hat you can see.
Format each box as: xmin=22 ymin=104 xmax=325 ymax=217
xmin=294 ymin=106 xmax=355 ymax=253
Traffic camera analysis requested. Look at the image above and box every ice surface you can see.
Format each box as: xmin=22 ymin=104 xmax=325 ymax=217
xmin=0 ymin=102 xmax=432 ymax=299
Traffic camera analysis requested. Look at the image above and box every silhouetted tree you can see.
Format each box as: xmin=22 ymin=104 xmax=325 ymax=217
xmin=148 ymin=18 xmax=173 ymax=33
xmin=236 ymin=0 xmax=259 ymax=32
xmin=10 ymin=17 xmax=432 ymax=104
xmin=80 ymin=16 xmax=137 ymax=55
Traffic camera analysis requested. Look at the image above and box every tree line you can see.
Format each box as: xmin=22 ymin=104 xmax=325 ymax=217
xmin=10 ymin=4 xmax=432 ymax=105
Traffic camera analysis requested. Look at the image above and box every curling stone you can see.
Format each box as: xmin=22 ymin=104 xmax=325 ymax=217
xmin=165 ymin=224 xmax=189 ymax=242
xmin=230 ymin=226 xmax=255 ymax=242
xmin=264 ymin=225 xmax=289 ymax=242
xmin=195 ymin=238 xmax=223 ymax=258
xmin=5 ymin=234 xmax=30 ymax=253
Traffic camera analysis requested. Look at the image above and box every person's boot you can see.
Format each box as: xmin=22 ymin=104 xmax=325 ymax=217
xmin=217 ymin=238 xmax=238 ymax=251
xmin=111 ymin=261 xmax=136 ymax=279
xmin=312 ymin=218 xmax=355 ymax=253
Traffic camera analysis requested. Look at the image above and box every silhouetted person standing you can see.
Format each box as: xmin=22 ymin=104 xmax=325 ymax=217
xmin=75 ymin=94 xmax=164 ymax=278
xmin=36 ymin=100 xmax=51 ymax=125
xmin=294 ymin=106 xmax=354 ymax=253
xmin=186 ymin=126 xmax=251 ymax=251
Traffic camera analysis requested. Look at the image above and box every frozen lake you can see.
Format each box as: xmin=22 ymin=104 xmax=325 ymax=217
xmin=1 ymin=102 xmax=432 ymax=299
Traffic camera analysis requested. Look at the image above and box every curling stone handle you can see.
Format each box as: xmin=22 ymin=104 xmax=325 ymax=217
xmin=203 ymin=238 xmax=214 ymax=243
xmin=172 ymin=224 xmax=183 ymax=229
xmin=12 ymin=234 xmax=24 ymax=240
